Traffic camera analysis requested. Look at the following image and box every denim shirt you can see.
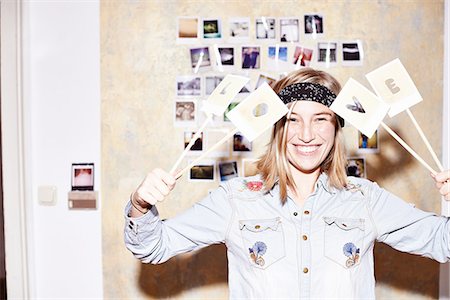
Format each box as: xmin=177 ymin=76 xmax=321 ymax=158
xmin=124 ymin=174 xmax=450 ymax=299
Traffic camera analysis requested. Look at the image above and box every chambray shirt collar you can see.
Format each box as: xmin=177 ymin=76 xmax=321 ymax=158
xmin=268 ymin=172 xmax=337 ymax=197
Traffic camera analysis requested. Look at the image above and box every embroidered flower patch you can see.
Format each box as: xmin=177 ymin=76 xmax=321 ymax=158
xmin=343 ymin=242 xmax=360 ymax=267
xmin=249 ymin=241 xmax=267 ymax=266
xmin=243 ymin=180 xmax=263 ymax=192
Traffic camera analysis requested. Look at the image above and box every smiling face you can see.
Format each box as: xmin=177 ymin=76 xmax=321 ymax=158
xmin=286 ymin=101 xmax=337 ymax=177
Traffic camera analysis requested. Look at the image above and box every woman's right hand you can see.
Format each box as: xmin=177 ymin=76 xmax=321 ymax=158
xmin=130 ymin=168 xmax=176 ymax=216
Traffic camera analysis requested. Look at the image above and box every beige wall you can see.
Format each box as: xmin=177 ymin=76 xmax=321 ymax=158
xmin=101 ymin=1 xmax=444 ymax=299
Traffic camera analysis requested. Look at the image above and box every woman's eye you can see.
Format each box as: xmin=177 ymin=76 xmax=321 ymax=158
xmin=315 ymin=116 xmax=330 ymax=122
xmin=289 ymin=117 xmax=299 ymax=122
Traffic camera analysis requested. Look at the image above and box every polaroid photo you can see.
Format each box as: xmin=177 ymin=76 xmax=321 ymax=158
xmin=202 ymin=18 xmax=222 ymax=41
xmin=189 ymin=160 xmax=215 ymax=182
xmin=341 ymin=40 xmax=364 ymax=67
xmin=255 ymin=17 xmax=276 ymax=41
xmin=177 ymin=17 xmax=200 ymax=44
xmin=205 ymin=129 xmax=230 ymax=157
xmin=280 ymin=18 xmax=299 ymax=43
xmin=267 ymin=45 xmax=292 ymax=72
xmin=71 ymin=163 xmax=94 ymax=191
xmin=233 ymin=132 xmax=252 ymax=154
xmin=176 ymin=75 xmax=202 ymax=97
xmin=346 ymin=157 xmax=366 ymax=178
xmin=183 ymin=131 xmax=204 ymax=155
xmin=218 ymin=160 xmax=239 ymax=181
xmin=242 ymin=46 xmax=261 ymax=69
xmin=304 ymin=14 xmax=324 ymax=38
xmin=242 ymin=158 xmax=259 ymax=177
xmin=255 ymin=73 xmax=277 ymax=89
xmin=174 ymin=99 xmax=197 ymax=127
xmin=213 ymin=45 xmax=235 ymax=71
xmin=357 ymin=130 xmax=379 ymax=154
xmin=229 ymin=17 xmax=250 ymax=41
xmin=317 ymin=42 xmax=338 ymax=67
xmin=293 ymin=46 xmax=314 ymax=68
xmin=190 ymin=47 xmax=211 ymax=73
xmin=205 ymin=75 xmax=225 ymax=96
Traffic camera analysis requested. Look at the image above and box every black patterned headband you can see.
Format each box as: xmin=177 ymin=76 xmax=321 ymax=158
xmin=277 ymin=82 xmax=344 ymax=127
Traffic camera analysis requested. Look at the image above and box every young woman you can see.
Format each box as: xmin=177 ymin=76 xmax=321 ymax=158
xmin=125 ymin=68 xmax=450 ymax=299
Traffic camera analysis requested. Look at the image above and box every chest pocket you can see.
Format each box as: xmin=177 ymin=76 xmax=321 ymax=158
xmin=323 ymin=217 xmax=365 ymax=268
xmin=239 ymin=217 xmax=286 ymax=269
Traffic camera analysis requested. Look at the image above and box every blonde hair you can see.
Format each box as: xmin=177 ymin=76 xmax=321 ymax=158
xmin=257 ymin=68 xmax=348 ymax=204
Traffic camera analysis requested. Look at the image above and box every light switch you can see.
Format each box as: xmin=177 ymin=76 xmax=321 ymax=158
xmin=38 ymin=185 xmax=57 ymax=205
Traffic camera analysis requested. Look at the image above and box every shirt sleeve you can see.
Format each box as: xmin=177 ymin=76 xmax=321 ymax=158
xmin=367 ymin=182 xmax=450 ymax=263
xmin=123 ymin=184 xmax=233 ymax=264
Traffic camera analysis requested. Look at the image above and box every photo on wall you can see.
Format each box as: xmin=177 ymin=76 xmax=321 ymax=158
xmin=184 ymin=131 xmax=203 ymax=152
xmin=217 ymin=46 xmax=235 ymax=66
xmin=279 ymin=18 xmax=299 ymax=42
xmin=224 ymin=102 xmax=240 ymax=122
xmin=202 ymin=18 xmax=222 ymax=39
xmin=242 ymin=46 xmax=260 ymax=69
xmin=255 ymin=73 xmax=277 ymax=89
xmin=189 ymin=160 xmax=215 ymax=181
xmin=229 ymin=17 xmax=250 ymax=41
xmin=205 ymin=75 xmax=225 ymax=95
xmin=177 ymin=17 xmax=199 ymax=42
xmin=176 ymin=75 xmax=201 ymax=96
xmin=71 ymin=163 xmax=94 ymax=191
xmin=218 ymin=161 xmax=239 ymax=181
xmin=255 ymin=17 xmax=276 ymax=40
xmin=233 ymin=132 xmax=252 ymax=152
xmin=317 ymin=42 xmax=338 ymax=66
xmin=357 ymin=130 xmax=379 ymax=154
xmin=293 ymin=46 xmax=314 ymax=68
xmin=341 ymin=41 xmax=364 ymax=66
xmin=174 ymin=100 xmax=196 ymax=127
xmin=304 ymin=14 xmax=324 ymax=35
xmin=190 ymin=47 xmax=211 ymax=71
xmin=346 ymin=157 xmax=366 ymax=178
xmin=268 ymin=46 xmax=288 ymax=62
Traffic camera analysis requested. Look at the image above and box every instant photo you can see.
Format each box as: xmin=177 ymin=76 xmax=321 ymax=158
xmin=346 ymin=157 xmax=366 ymax=178
xmin=256 ymin=17 xmax=276 ymax=40
xmin=224 ymin=102 xmax=240 ymax=122
xmin=184 ymin=131 xmax=203 ymax=152
xmin=190 ymin=47 xmax=211 ymax=71
xmin=255 ymin=73 xmax=277 ymax=89
xmin=203 ymin=18 xmax=222 ymax=39
xmin=317 ymin=42 xmax=338 ymax=66
xmin=218 ymin=161 xmax=239 ymax=181
xmin=189 ymin=161 xmax=215 ymax=181
xmin=304 ymin=15 xmax=324 ymax=35
xmin=293 ymin=46 xmax=313 ymax=67
xmin=280 ymin=18 xmax=299 ymax=43
xmin=174 ymin=100 xmax=196 ymax=126
xmin=357 ymin=130 xmax=379 ymax=154
xmin=229 ymin=17 xmax=250 ymax=41
xmin=71 ymin=163 xmax=94 ymax=191
xmin=242 ymin=46 xmax=260 ymax=69
xmin=218 ymin=47 xmax=235 ymax=66
xmin=176 ymin=75 xmax=201 ymax=96
xmin=177 ymin=17 xmax=199 ymax=43
xmin=341 ymin=41 xmax=364 ymax=66
xmin=205 ymin=75 xmax=225 ymax=95
xmin=233 ymin=132 xmax=252 ymax=152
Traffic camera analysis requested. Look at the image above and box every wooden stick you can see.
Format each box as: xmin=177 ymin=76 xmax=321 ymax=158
xmin=176 ymin=127 xmax=239 ymax=179
xmin=381 ymin=122 xmax=438 ymax=175
xmin=170 ymin=116 xmax=212 ymax=174
xmin=405 ymin=108 xmax=444 ymax=172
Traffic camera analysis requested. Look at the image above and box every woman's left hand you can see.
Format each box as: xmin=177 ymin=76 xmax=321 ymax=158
xmin=431 ymin=170 xmax=450 ymax=200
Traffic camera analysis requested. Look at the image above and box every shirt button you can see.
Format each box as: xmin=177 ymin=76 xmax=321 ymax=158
xmin=304 ymin=210 xmax=310 ymax=215
xmin=302 ymin=235 xmax=308 ymax=241
xmin=293 ymin=212 xmax=298 ymax=216
xmin=255 ymin=225 xmax=261 ymax=229
xmin=303 ymin=267 xmax=309 ymax=273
